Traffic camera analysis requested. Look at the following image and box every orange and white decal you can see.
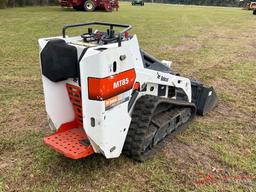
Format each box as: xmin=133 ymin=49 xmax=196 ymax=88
xmin=105 ymin=96 xmax=118 ymax=108
xmin=88 ymin=69 xmax=136 ymax=100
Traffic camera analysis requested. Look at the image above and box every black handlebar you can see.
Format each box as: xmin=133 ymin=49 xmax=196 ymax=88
xmin=62 ymin=21 xmax=132 ymax=46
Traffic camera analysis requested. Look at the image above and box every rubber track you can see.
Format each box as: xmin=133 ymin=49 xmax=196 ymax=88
xmin=123 ymin=95 xmax=196 ymax=162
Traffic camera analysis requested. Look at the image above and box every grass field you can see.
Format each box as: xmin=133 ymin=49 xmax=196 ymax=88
xmin=0 ymin=3 xmax=256 ymax=191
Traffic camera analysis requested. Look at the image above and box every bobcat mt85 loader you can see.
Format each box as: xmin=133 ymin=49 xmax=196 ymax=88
xmin=39 ymin=22 xmax=218 ymax=161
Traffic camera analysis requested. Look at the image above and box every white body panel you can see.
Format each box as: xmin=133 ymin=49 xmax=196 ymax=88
xmin=41 ymin=76 xmax=75 ymax=129
xmin=136 ymin=69 xmax=192 ymax=101
xmin=79 ymin=37 xmax=139 ymax=157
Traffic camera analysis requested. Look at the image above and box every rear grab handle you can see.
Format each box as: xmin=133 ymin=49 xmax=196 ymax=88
xmin=62 ymin=21 xmax=132 ymax=46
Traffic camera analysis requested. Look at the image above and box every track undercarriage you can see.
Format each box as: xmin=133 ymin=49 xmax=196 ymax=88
xmin=123 ymin=95 xmax=196 ymax=161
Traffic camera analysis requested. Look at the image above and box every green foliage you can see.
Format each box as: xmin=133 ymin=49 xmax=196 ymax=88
xmin=2 ymin=0 xmax=58 ymax=7
xmin=144 ymin=0 xmax=241 ymax=7
xmin=169 ymin=0 xmax=240 ymax=6
xmin=0 ymin=0 xmax=7 ymax=9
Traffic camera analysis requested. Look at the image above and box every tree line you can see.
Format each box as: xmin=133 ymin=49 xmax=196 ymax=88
xmin=176 ymin=0 xmax=240 ymax=7
xmin=145 ymin=0 xmax=241 ymax=7
xmin=0 ymin=0 xmax=244 ymax=9
xmin=0 ymin=0 xmax=58 ymax=8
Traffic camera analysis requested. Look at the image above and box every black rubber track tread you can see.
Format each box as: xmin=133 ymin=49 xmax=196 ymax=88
xmin=123 ymin=95 xmax=196 ymax=162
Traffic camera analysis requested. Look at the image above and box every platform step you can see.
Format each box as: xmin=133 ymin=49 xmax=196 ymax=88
xmin=43 ymin=128 xmax=94 ymax=159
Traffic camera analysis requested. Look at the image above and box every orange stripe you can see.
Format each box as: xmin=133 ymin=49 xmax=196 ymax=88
xmin=88 ymin=69 xmax=136 ymax=100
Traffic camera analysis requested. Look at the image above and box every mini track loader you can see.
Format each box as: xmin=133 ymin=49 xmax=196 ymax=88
xmin=39 ymin=22 xmax=218 ymax=161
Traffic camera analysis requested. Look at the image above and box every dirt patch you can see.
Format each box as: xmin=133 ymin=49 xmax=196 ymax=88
xmin=248 ymin=41 xmax=256 ymax=49
xmin=161 ymin=42 xmax=202 ymax=52
xmin=163 ymin=138 xmax=215 ymax=169
xmin=161 ymin=137 xmax=256 ymax=189
xmin=0 ymin=157 xmax=18 ymax=171
xmin=158 ymin=138 xmax=223 ymax=189
xmin=202 ymin=100 xmax=255 ymax=126
xmin=208 ymin=77 xmax=256 ymax=123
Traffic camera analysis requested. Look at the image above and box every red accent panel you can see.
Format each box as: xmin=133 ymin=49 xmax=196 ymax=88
xmin=133 ymin=82 xmax=140 ymax=90
xmin=88 ymin=69 xmax=136 ymax=100
xmin=43 ymin=84 xmax=95 ymax=160
xmin=57 ymin=120 xmax=78 ymax=133
xmin=66 ymin=84 xmax=83 ymax=128
xmin=44 ymin=128 xmax=94 ymax=160
xmin=124 ymin=32 xmax=129 ymax=39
